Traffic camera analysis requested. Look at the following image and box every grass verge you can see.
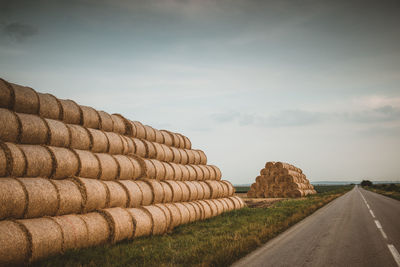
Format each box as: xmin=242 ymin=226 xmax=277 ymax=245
xmin=364 ymin=184 xmax=400 ymax=201
xmin=34 ymin=186 xmax=353 ymax=267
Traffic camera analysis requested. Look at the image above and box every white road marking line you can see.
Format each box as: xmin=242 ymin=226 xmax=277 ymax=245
xmin=375 ymin=220 xmax=383 ymax=229
xmin=388 ymin=245 xmax=400 ymax=267
xmin=366 ymin=204 xmax=370 ymax=209
xmin=369 ymin=210 xmax=376 ymax=218
xmin=379 ymin=229 xmax=388 ymax=240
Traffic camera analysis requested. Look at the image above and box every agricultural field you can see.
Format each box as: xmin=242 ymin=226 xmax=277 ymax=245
xmin=364 ymin=184 xmax=400 ymax=201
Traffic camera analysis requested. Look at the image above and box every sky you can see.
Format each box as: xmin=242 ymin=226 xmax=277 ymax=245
xmin=1 ymin=0 xmax=399 ymax=184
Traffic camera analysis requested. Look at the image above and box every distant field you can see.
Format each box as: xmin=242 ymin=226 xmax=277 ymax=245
xmin=235 ymin=184 xmax=353 ymax=194
xmin=234 ymin=186 xmax=250 ymax=193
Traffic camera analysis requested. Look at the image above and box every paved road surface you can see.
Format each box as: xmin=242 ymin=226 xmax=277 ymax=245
xmin=232 ymin=186 xmax=400 ymax=267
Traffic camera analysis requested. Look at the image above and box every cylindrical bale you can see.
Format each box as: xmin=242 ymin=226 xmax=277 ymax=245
xmin=103 ymin=181 xmax=128 ymax=208
xmin=72 ymin=177 xmax=107 ymax=212
xmin=173 ymin=203 xmax=190 ymax=224
xmin=215 ymin=199 xmax=229 ymax=213
xmin=198 ymin=165 xmax=210 ymax=181
xmin=30 ymin=102 xmax=58 ymax=130
xmin=118 ymin=180 xmax=143 ymax=208
xmin=48 ymin=146 xmax=79 ymax=179
xmin=46 ymin=119 xmax=71 ymax=147
xmin=0 ymin=142 xmax=26 ymax=177
xmin=141 ymin=205 xmax=168 ymax=235
xmin=122 ymin=136 xmax=135 ymax=155
xmin=191 ymin=202 xmax=204 ymax=220
xmin=198 ymin=181 xmax=211 ymax=199
xmin=185 ymin=149 xmax=195 ymax=164
xmin=11 ymin=83 xmax=40 ymax=114
xmin=110 ymin=114 xmax=127 ymax=134
xmin=104 ymin=132 xmax=124 ymax=154
xmin=0 ymin=220 xmax=30 ymax=266
xmin=232 ymin=196 xmax=246 ymax=208
xmin=0 ymin=178 xmax=26 ymax=219
xmin=168 ymin=162 xmax=183 ymax=181
xmin=154 ymin=204 xmax=172 ymax=231
xmin=192 ymin=150 xmax=201 ymax=165
xmin=143 ymin=159 xmax=156 ymax=179
xmin=59 ymin=99 xmax=82 ymax=124
xmin=178 ymin=149 xmax=189 ymax=165
xmin=204 ymin=166 xmax=216 ymax=180
xmin=98 ymin=208 xmax=134 ymax=243
xmin=153 ymin=142 xmax=165 ymax=161
xmin=50 ymin=214 xmax=88 ymax=251
xmin=185 ymin=165 xmax=198 ymax=181
xmin=161 ymin=144 xmax=174 ymax=162
xmin=19 ymin=145 xmax=53 ymax=178
xmin=184 ymin=181 xmax=198 ymax=201
xmin=88 ymin=129 xmax=109 ymax=153
xmin=131 ymin=121 xmax=146 ymax=139
xmin=203 ymin=199 xmax=218 ymax=217
xmin=164 ymin=203 xmax=181 ymax=228
xmin=205 ymin=180 xmax=222 ymax=199
xmin=170 ymin=147 xmax=182 ymax=164
xmin=196 ymin=150 xmax=207 ymax=165
xmin=221 ymin=180 xmax=235 ymax=196
xmin=0 ymin=108 xmax=19 ymax=142
xmin=181 ymin=202 xmax=196 ymax=222
xmin=225 ymin=198 xmax=236 ymax=211
xmin=143 ymin=125 xmax=156 ymax=142
xmin=163 ymin=180 xmax=183 ymax=202
xmin=176 ymin=181 xmax=190 ymax=202
xmin=115 ymin=114 xmax=134 ymax=136
xmin=18 ymin=113 xmax=48 ymax=144
xmin=218 ymin=181 xmax=229 ymax=197
xmin=160 ymin=181 xmax=173 ymax=203
xmin=17 ymin=217 xmax=63 ymax=263
xmin=136 ymin=180 xmax=153 ymax=206
xmin=175 ymin=133 xmax=185 ymax=149
xmin=210 ymin=199 xmax=224 ymax=215
xmin=98 ymin=110 xmax=114 ymax=132
xmin=113 ymin=155 xmax=134 ymax=180
xmin=160 ymin=130 xmax=173 ymax=146
xmin=68 ymin=124 xmax=91 ymax=150
xmin=181 ymin=134 xmax=191 ymax=150
xmin=210 ymin=165 xmax=222 ymax=180
xmin=128 ymin=156 xmax=144 ymax=179
xmin=180 ymin=165 xmax=190 ymax=181
xmin=191 ymin=165 xmax=204 ymax=180
xmin=142 ymin=139 xmax=156 ymax=159
xmin=192 ymin=181 xmax=205 ymax=200
xmin=197 ymin=200 xmax=212 ymax=219
xmin=79 ymin=212 xmax=110 ymax=247
xmin=265 ymin=161 xmax=275 ymax=168
xmin=151 ymin=159 xmax=166 ymax=180
xmin=75 ymin=149 xmax=101 ymax=179
xmin=80 ymin=105 xmax=101 ymax=129
xmin=97 ymin=153 xmax=119 ymax=180
xmin=127 ymin=208 xmax=152 ymax=237
xmin=132 ymin=138 xmax=146 ymax=157
xmin=0 ymin=78 xmax=13 ymax=108
xmin=142 ymin=178 xmax=165 ymax=204
xmin=162 ymin=162 xmax=174 ymax=180
xmin=52 ymin=179 xmax=83 ymax=215
xmin=154 ymin=129 xmax=164 ymax=144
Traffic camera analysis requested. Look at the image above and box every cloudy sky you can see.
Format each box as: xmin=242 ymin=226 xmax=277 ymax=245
xmin=1 ymin=0 xmax=399 ymax=183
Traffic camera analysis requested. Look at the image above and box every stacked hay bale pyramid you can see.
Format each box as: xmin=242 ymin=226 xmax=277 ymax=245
xmin=247 ymin=161 xmax=316 ymax=198
xmin=0 ymin=78 xmax=245 ymax=265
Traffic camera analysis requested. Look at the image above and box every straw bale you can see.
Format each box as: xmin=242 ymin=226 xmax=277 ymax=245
xmin=197 ymin=200 xmax=212 ymax=219
xmin=127 ymin=208 xmax=152 ymax=237
xmin=143 ymin=178 xmax=165 ymax=204
xmin=177 ymin=181 xmax=190 ymax=201
xmin=105 ymin=132 xmax=124 ymax=154
xmin=59 ymin=99 xmax=82 ymax=124
xmin=210 ymin=165 xmax=222 ymax=180
xmin=153 ymin=142 xmax=165 ymax=161
xmin=96 ymin=153 xmax=119 ymax=180
xmin=265 ymin=161 xmax=275 ymax=168
xmin=88 ymin=128 xmax=109 ymax=153
xmin=0 ymin=79 xmax=13 ymax=109
xmin=215 ymin=199 xmax=229 ymax=212
xmin=0 ymin=142 xmax=26 ymax=176
xmin=192 ymin=150 xmax=201 ymax=165
xmin=164 ymin=180 xmax=183 ymax=202
xmin=113 ymin=155 xmax=134 ymax=180
xmin=0 ymin=178 xmax=26 ymax=219
xmin=204 ymin=166 xmax=216 ymax=180
xmin=198 ymin=181 xmax=211 ymax=199
xmin=176 ymin=134 xmax=185 ymax=149
xmin=151 ymin=159 xmax=166 ymax=180
xmin=0 ymin=220 xmax=29 ymax=265
xmin=131 ymin=121 xmax=146 ymax=139
xmin=46 ymin=118 xmax=71 ymax=147
xmin=98 ymin=208 xmax=134 ymax=243
xmin=233 ymin=196 xmax=245 ymax=208
xmin=203 ymin=199 xmax=218 ymax=217
xmin=132 ymin=138 xmax=146 ymax=157
xmin=221 ymin=180 xmax=235 ymax=196
xmin=11 ymin=83 xmax=40 ymax=114
xmin=136 ymin=180 xmax=153 ymax=205
xmin=37 ymin=93 xmax=61 ymax=120
xmin=170 ymin=147 xmax=182 ymax=164
xmin=68 ymin=124 xmax=91 ymax=150
xmin=17 ymin=113 xmax=48 ymax=144
xmin=72 ymin=177 xmax=107 ymax=212
xmin=103 ymin=181 xmax=128 ymax=208
xmin=224 ymin=198 xmax=236 ymax=211
xmin=79 ymin=212 xmax=110 ymax=247
xmin=219 ymin=181 xmax=229 ymax=197
xmin=114 ymin=114 xmax=133 ymax=136
xmin=184 ymin=149 xmax=195 ymax=164
xmin=198 ymin=165 xmax=210 ymax=181
xmin=98 ymin=110 xmax=114 ymax=132
xmin=120 ymin=134 xmax=130 ymax=155
xmin=75 ymin=149 xmax=100 ymax=178
xmin=164 ymin=203 xmax=181 ymax=228
xmin=211 ymin=199 xmax=224 ymax=215
xmin=247 ymin=190 xmax=256 ymax=198
xmin=192 ymin=181 xmax=205 ymax=200
xmin=154 ymin=204 xmax=172 ymax=231
xmin=80 ymin=105 xmax=101 ymax=129
xmin=160 ymin=130 xmax=173 ymax=146
xmin=187 ymin=165 xmax=200 ymax=181
xmin=128 ymin=155 xmax=144 ymax=179
xmin=184 ymin=181 xmax=198 ymax=201
xmin=19 ymin=145 xmax=53 ymax=177
xmin=189 ymin=202 xmax=202 ymax=220
xmin=180 ymin=165 xmax=190 ymax=181
xmin=160 ymin=181 xmax=173 ymax=203
xmin=162 ymin=162 xmax=174 ymax=180
xmin=181 ymin=202 xmax=196 ymax=222
xmin=205 ymin=180 xmax=223 ymax=199
xmin=143 ymin=159 xmax=156 ymax=178
xmin=142 ymin=139 xmax=156 ymax=158
xmin=197 ymin=150 xmax=207 ymax=165
xmin=181 ymin=135 xmax=192 ymax=150
xmin=141 ymin=206 xmax=168 ymax=235
xmin=191 ymin=165 xmax=204 ymax=180
xmin=143 ymin=125 xmax=156 ymax=142
xmin=52 ymin=179 xmax=83 ymax=215
xmin=0 ymin=109 xmax=19 ymax=142
xmin=122 ymin=136 xmax=135 ymax=154
xmin=118 ymin=180 xmax=143 ymax=207
xmin=179 ymin=149 xmax=189 ymax=165
xmin=169 ymin=162 xmax=183 ymax=180
xmin=110 ymin=114 xmax=127 ymax=134
xmin=47 ymin=146 xmax=79 ymax=179
xmin=50 ymin=214 xmax=88 ymax=251
xmin=173 ymin=203 xmax=190 ymax=224
xmin=17 ymin=217 xmax=63 ymax=262
xmin=154 ymin=129 xmax=164 ymax=143
xmin=161 ymin=144 xmax=174 ymax=162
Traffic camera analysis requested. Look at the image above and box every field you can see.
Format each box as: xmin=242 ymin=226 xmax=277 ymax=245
xmin=364 ymin=184 xmax=400 ymax=201
xmin=34 ymin=185 xmax=353 ymax=267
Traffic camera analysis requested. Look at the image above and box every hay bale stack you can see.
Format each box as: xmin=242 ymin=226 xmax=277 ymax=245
xmin=247 ymin=161 xmax=316 ymax=198
xmin=50 ymin=214 xmax=89 ymax=251
xmin=97 ymin=208 xmax=134 ymax=243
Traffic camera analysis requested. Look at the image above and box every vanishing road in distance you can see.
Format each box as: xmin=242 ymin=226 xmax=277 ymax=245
xmin=233 ymin=186 xmax=400 ymax=267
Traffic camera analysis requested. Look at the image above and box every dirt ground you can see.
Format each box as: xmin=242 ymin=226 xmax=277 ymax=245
xmin=235 ymin=193 xmax=286 ymax=208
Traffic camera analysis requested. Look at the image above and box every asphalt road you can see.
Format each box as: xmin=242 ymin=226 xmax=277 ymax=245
xmin=232 ymin=186 xmax=400 ymax=267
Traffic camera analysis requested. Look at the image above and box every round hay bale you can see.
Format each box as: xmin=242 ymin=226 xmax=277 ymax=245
xmin=192 ymin=150 xmax=201 ymax=165
xmin=120 ymin=135 xmax=130 ymax=155
xmin=225 ymin=198 xmax=236 ymax=211
xmin=197 ymin=200 xmax=212 ymax=219
xmin=210 ymin=165 xmax=222 ymax=180
xmin=180 ymin=165 xmax=190 ymax=181
xmin=131 ymin=121 xmax=146 ymax=139
xmin=221 ymin=180 xmax=235 ymax=196
xmin=50 ymin=214 xmax=88 ymax=251
xmin=118 ymin=180 xmax=143 ymax=207
xmin=75 ymin=149 xmax=101 ymax=179
xmin=143 ymin=139 xmax=156 ymax=159
xmin=168 ymin=162 xmax=182 ymax=181
xmin=132 ymin=138 xmax=146 ymax=157
xmin=19 ymin=145 xmax=53 ymax=178
xmin=204 ymin=166 xmax=216 ymax=180
xmin=192 ymin=181 xmax=205 ymax=200
xmin=136 ymin=180 xmax=153 ymax=205
xmin=184 ymin=181 xmax=198 ymax=201
xmin=218 ymin=181 xmax=229 ymax=197
xmin=0 ymin=178 xmax=26 ymax=219
xmin=205 ymin=181 xmax=222 ymax=199
xmin=88 ymin=129 xmax=109 ymax=153
xmin=176 ymin=181 xmax=190 ymax=202
xmin=79 ymin=212 xmax=110 ymax=247
xmin=162 ymin=162 xmax=174 ymax=180
xmin=191 ymin=165 xmax=204 ymax=180
xmin=160 ymin=130 xmax=173 ymax=146
xmin=0 ymin=220 xmax=29 ymax=266
xmin=181 ymin=135 xmax=191 ymax=150
xmin=170 ymin=147 xmax=182 ymax=164
xmin=103 ymin=181 xmax=128 ymax=208
xmin=197 ymin=150 xmax=207 ymax=165
xmin=265 ymin=161 xmax=275 ymax=168
xmin=175 ymin=134 xmax=185 ymax=149
xmin=18 ymin=113 xmax=48 ymax=144
xmin=198 ymin=165 xmax=210 ymax=181
xmin=153 ymin=142 xmax=165 ymax=161
xmin=151 ymin=159 xmax=166 ymax=180
xmin=113 ymin=114 xmax=133 ymax=136
xmin=37 ymin=93 xmax=61 ymax=120
xmin=98 ymin=208 xmax=134 ymax=243
xmin=80 ymin=105 xmax=101 ymax=129
xmin=198 ymin=181 xmax=211 ymax=199
xmin=97 ymin=153 xmax=119 ymax=180
xmin=17 ymin=217 xmax=63 ymax=262
xmin=72 ymin=177 xmax=107 ymax=212
xmin=154 ymin=129 xmax=164 ymax=144
xmin=12 ymin=83 xmax=40 ymax=114
xmin=52 ymin=179 xmax=83 ymax=215
xmin=160 ymin=181 xmax=173 ymax=203
xmin=185 ymin=150 xmax=195 ymax=164
xmin=163 ymin=180 xmax=183 ymax=202
xmin=181 ymin=202 xmax=196 ymax=222
xmin=211 ymin=199 xmax=224 ymax=215
xmin=185 ymin=165 xmax=198 ymax=181
xmin=188 ymin=202 xmax=202 ymax=221
xmin=215 ymin=199 xmax=229 ymax=212
xmin=46 ymin=119 xmax=71 ymax=147
xmin=0 ymin=142 xmax=26 ymax=177
xmin=154 ymin=204 xmax=172 ymax=231
xmin=98 ymin=110 xmax=114 ymax=132
xmin=141 ymin=206 xmax=167 ymax=235
xmin=203 ymin=199 xmax=218 ymax=217
xmin=59 ymin=99 xmax=82 ymax=124
xmin=143 ymin=159 xmax=156 ymax=179
xmin=192 ymin=201 xmax=205 ymax=220
xmin=104 ymin=132 xmax=124 ymax=154
xmin=126 ymin=208 xmax=152 ymax=237
xmin=68 ymin=124 xmax=92 ymax=150
xmin=122 ymin=136 xmax=135 ymax=154
xmin=143 ymin=125 xmax=156 ymax=142
xmin=0 ymin=78 xmax=13 ymax=109
xmin=47 ymin=146 xmax=79 ymax=179
xmin=142 ymin=178 xmax=165 ymax=204
xmin=0 ymin=108 xmax=19 ymax=142
xmin=164 ymin=203 xmax=181 ymax=228
xmin=231 ymin=196 xmax=245 ymax=208
xmin=110 ymin=114 xmax=127 ymax=134
xmin=114 ymin=155 xmax=134 ymax=180
xmin=172 ymin=203 xmax=190 ymax=224
xmin=128 ymin=155 xmax=144 ymax=179
xmin=161 ymin=144 xmax=174 ymax=162
xmin=178 ymin=149 xmax=189 ymax=165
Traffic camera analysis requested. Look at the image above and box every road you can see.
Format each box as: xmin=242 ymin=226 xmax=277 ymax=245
xmin=232 ymin=186 xmax=400 ymax=267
